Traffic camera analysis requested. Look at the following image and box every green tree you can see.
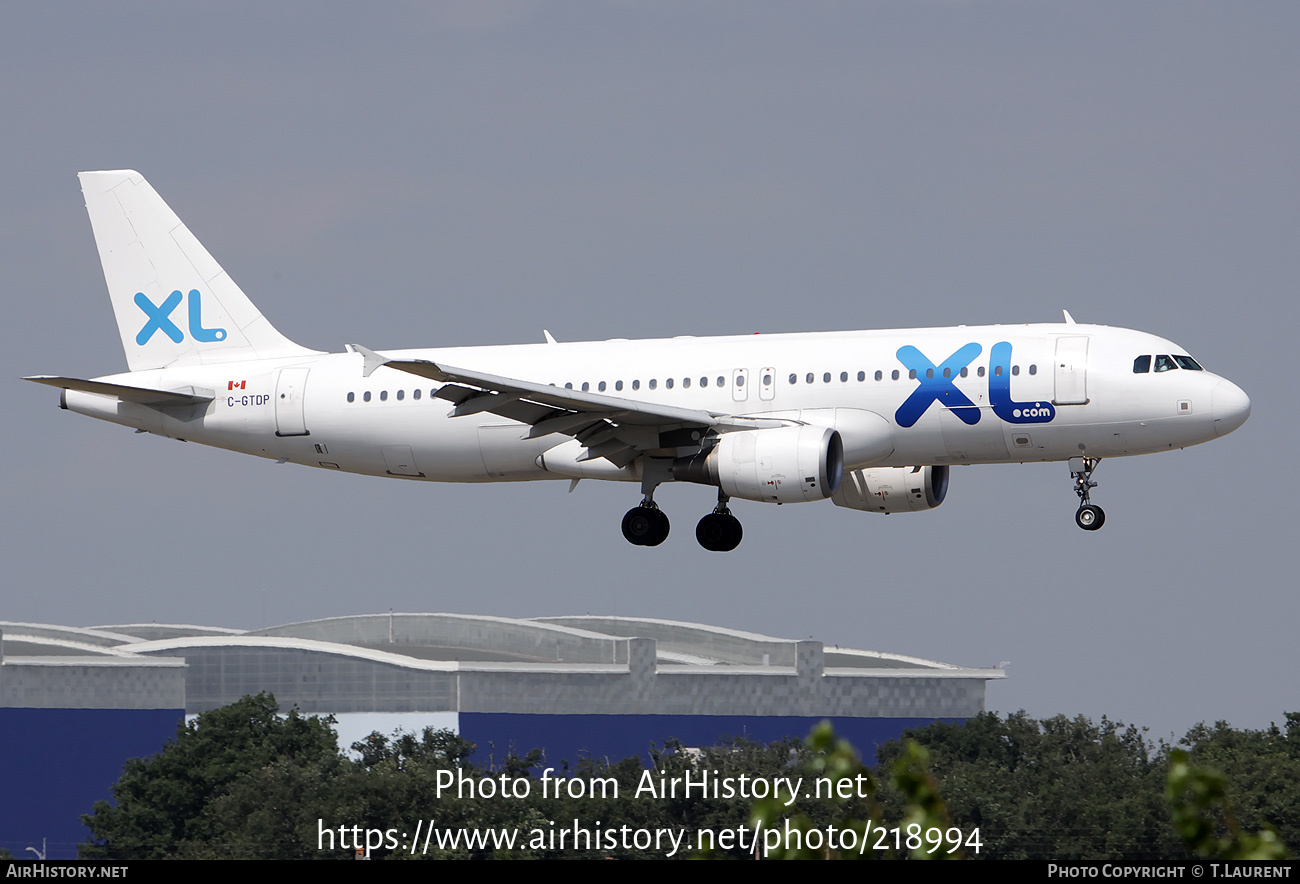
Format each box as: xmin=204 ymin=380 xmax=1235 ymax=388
xmin=875 ymin=712 xmax=1177 ymax=859
xmin=1171 ymin=713 xmax=1300 ymax=857
xmin=745 ymin=722 xmax=970 ymax=859
xmin=339 ymin=726 xmax=548 ymax=859
xmin=78 ymin=692 xmax=1300 ymax=860
xmin=1166 ymin=749 xmax=1287 ymax=859
xmin=80 ymin=693 xmax=342 ymax=859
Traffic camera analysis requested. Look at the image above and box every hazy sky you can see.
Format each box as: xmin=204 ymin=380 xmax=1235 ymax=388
xmin=3 ymin=2 xmax=1296 ymax=744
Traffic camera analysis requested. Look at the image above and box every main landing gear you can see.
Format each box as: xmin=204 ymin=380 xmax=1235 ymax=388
xmin=621 ymin=500 xmax=670 ymax=546
xmin=620 ymin=498 xmax=746 ymax=551
xmin=696 ymin=492 xmax=743 ymax=552
xmin=1070 ymin=456 xmax=1105 ymax=531
xmin=620 ymin=469 xmax=744 ymax=551
xmin=622 ymin=461 xmax=673 ymax=547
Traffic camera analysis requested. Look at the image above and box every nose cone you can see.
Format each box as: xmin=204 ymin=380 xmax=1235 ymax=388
xmin=1212 ymin=379 xmax=1251 ymax=437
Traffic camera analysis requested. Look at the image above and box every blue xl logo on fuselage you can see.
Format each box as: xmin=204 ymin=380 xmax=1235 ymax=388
xmin=988 ymin=341 xmax=1055 ymax=424
xmin=894 ymin=343 xmax=983 ymax=428
xmin=894 ymin=341 xmax=1055 ymax=427
xmin=135 ymin=289 xmax=226 ymax=346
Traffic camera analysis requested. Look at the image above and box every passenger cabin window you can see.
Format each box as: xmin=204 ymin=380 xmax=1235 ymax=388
xmin=1133 ymin=355 xmax=1151 ymax=373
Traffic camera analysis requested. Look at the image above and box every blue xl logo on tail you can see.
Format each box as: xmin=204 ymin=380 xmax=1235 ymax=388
xmin=135 ymin=289 xmax=226 ymax=345
xmin=894 ymin=341 xmax=1055 ymax=427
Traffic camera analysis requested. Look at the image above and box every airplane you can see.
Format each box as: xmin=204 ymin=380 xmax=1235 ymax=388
xmin=26 ymin=171 xmax=1252 ymax=552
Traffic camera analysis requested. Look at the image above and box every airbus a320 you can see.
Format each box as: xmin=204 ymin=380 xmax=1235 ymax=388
xmin=26 ymin=171 xmax=1251 ymax=551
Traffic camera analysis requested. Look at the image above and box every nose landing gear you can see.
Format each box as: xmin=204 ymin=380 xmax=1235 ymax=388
xmin=1070 ymin=457 xmax=1105 ymax=531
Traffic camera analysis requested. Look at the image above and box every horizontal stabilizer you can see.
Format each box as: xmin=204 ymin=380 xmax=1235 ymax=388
xmin=24 ymin=375 xmax=214 ymax=407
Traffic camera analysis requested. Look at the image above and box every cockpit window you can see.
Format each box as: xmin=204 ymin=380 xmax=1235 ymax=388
xmin=1173 ymin=355 xmax=1203 ymax=371
xmin=1133 ymin=355 xmax=1151 ymax=373
xmin=1154 ymin=355 xmax=1176 ymax=372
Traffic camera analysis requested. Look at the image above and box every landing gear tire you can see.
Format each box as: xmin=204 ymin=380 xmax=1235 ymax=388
xmin=1075 ymin=504 xmax=1105 ymax=531
xmin=696 ymin=512 xmax=743 ymax=552
xmin=622 ymin=505 xmax=670 ymax=546
xmin=1069 ymin=457 xmax=1105 ymax=532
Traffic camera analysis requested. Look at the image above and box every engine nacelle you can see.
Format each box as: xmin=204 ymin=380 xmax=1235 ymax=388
xmin=674 ymin=426 xmax=843 ymax=504
xmin=742 ymin=408 xmax=894 ymax=469
xmin=831 ymin=465 xmax=950 ymax=514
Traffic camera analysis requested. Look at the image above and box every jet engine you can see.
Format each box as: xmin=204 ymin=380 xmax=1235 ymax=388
xmin=674 ymin=426 xmax=843 ymax=504
xmin=831 ymin=465 xmax=950 ymax=513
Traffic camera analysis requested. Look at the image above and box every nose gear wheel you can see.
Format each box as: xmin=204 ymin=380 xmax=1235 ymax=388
xmin=1069 ymin=457 xmax=1105 ymax=532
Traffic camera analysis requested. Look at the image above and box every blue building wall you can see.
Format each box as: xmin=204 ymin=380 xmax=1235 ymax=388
xmin=0 ymin=707 xmax=182 ymax=860
xmin=0 ymin=708 xmax=965 ymax=857
xmin=460 ymin=713 xmax=964 ymax=767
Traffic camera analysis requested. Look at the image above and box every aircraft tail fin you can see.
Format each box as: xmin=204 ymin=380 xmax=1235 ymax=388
xmin=79 ymin=170 xmax=319 ymax=372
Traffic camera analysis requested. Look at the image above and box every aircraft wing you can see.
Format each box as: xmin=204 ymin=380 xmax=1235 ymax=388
xmin=23 ymin=376 xmax=214 ymax=407
xmin=350 ymin=345 xmax=792 ymax=468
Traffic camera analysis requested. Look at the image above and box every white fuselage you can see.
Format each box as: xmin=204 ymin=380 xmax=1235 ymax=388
xmin=63 ymin=321 xmax=1251 ymax=485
